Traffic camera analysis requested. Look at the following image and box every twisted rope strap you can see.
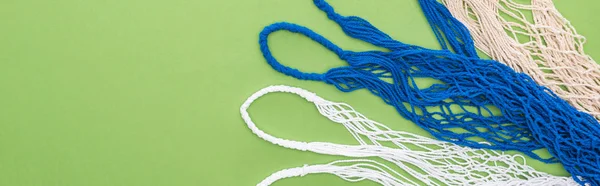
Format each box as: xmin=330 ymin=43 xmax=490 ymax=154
xmin=439 ymin=0 xmax=600 ymax=119
xmin=241 ymin=85 xmax=578 ymax=186
xmin=258 ymin=0 xmax=600 ymax=184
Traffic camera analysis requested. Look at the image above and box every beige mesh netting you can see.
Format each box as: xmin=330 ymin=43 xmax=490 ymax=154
xmin=441 ymin=0 xmax=600 ymax=119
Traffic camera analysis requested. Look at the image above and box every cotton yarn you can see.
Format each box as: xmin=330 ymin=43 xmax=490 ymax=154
xmin=258 ymin=0 xmax=600 ymax=184
xmin=259 ymin=160 xmax=579 ymax=186
xmin=440 ymin=0 xmax=600 ymax=120
xmin=242 ymin=85 xmax=578 ymax=186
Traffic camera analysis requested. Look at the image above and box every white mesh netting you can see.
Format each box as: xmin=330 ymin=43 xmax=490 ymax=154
xmin=241 ymin=85 xmax=578 ymax=186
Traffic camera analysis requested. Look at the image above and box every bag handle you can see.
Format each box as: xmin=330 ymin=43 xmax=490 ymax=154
xmin=259 ymin=22 xmax=347 ymax=81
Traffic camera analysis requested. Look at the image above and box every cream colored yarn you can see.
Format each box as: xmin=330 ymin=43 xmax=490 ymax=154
xmin=440 ymin=0 xmax=600 ymax=119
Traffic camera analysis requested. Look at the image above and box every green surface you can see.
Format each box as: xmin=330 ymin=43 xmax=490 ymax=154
xmin=1 ymin=0 xmax=599 ymax=185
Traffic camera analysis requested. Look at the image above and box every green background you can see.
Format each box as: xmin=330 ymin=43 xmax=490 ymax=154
xmin=1 ymin=0 xmax=599 ymax=185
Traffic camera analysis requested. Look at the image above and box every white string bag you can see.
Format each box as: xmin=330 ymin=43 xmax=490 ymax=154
xmin=241 ymin=85 xmax=578 ymax=186
xmin=440 ymin=0 xmax=600 ymax=120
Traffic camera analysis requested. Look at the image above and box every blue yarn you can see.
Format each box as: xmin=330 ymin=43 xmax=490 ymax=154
xmin=259 ymin=0 xmax=600 ymax=185
xmin=416 ymin=0 xmax=477 ymax=57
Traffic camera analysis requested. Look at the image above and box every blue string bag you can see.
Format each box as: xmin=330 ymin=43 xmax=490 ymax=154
xmin=258 ymin=0 xmax=600 ymax=185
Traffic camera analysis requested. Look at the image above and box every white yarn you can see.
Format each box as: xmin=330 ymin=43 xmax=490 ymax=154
xmin=440 ymin=0 xmax=600 ymax=119
xmin=241 ymin=85 xmax=579 ymax=186
xmin=257 ymin=159 xmax=409 ymax=186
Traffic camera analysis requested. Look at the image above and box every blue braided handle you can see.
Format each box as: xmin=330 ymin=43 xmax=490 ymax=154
xmin=313 ymin=0 xmax=413 ymax=51
xmin=259 ymin=22 xmax=346 ymax=81
xmin=313 ymin=0 xmax=477 ymax=57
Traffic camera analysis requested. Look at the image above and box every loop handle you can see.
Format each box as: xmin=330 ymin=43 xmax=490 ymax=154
xmin=259 ymin=22 xmax=346 ymax=81
xmin=240 ymin=85 xmax=328 ymax=151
